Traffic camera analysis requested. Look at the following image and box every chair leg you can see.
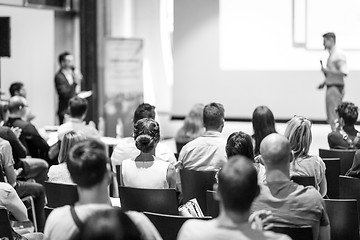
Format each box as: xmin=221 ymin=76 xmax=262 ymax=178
xmin=21 ymin=196 xmax=38 ymax=232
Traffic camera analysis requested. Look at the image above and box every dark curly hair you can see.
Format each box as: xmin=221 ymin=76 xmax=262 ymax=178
xmin=336 ymin=102 xmax=358 ymax=126
xmin=133 ymin=118 xmax=160 ymax=153
xmin=226 ymin=131 xmax=254 ymax=161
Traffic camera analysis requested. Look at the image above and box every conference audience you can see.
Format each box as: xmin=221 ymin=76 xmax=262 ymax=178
xmin=284 ymin=116 xmax=327 ymax=197
xmin=5 ymin=96 xmax=50 ymax=162
xmin=177 ymin=156 xmax=290 ymax=240
xmin=328 ymin=102 xmax=360 ymax=149
xmin=44 ymin=139 xmax=161 ymax=240
xmin=111 ymin=103 xmax=176 ymax=170
xmin=9 ymin=82 xmax=35 ymax=122
xmin=57 ymin=96 xmax=100 ymax=141
xmin=0 ymin=182 xmax=44 ymax=240
xmin=179 ymin=102 xmax=227 ymax=170
xmin=119 ymin=118 xmax=176 ymax=189
xmin=0 ymin=137 xmax=46 ymax=232
xmin=0 ymin=100 xmax=48 ymax=184
xmin=78 ymin=208 xmax=142 ymax=240
xmin=252 ymin=133 xmax=330 ymax=240
xmin=175 ymin=103 xmax=205 ymax=153
xmin=47 ymin=131 xmax=86 ymax=183
xmin=226 ymin=131 xmax=266 ymax=184
xmin=252 ymin=106 xmax=276 ymax=156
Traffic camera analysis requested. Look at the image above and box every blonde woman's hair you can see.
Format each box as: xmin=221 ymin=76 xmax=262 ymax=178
xmin=284 ymin=116 xmax=312 ymax=158
xmin=58 ymin=131 xmax=87 ymax=164
xmin=176 ymin=104 xmax=205 ymax=142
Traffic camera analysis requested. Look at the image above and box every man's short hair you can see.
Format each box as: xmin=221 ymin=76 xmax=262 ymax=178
xmin=67 ymin=139 xmax=108 ymax=188
xmin=9 ymin=82 xmax=24 ymax=97
xmin=8 ymin=96 xmax=27 ymax=114
xmin=226 ymin=131 xmax=254 ymax=160
xmin=322 ymin=32 xmax=336 ymax=42
xmin=69 ymin=96 xmax=88 ymax=118
xmin=58 ymin=51 xmax=71 ymax=65
xmin=133 ymin=103 xmax=156 ymax=124
xmin=217 ymin=156 xmax=259 ymax=213
xmin=336 ymin=102 xmax=358 ymax=126
xmin=203 ymin=102 xmax=224 ymax=129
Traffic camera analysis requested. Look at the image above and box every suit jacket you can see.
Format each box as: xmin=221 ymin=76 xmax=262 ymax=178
xmin=54 ymin=70 xmax=77 ymax=116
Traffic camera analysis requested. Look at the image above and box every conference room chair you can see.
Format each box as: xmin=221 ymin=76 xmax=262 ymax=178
xmin=290 ymin=176 xmax=316 ymax=187
xmin=323 ymin=158 xmax=340 ymax=198
xmin=44 ymin=181 xmax=78 ymax=209
xmin=319 ymin=148 xmax=356 ymax=175
xmin=339 ymin=175 xmax=360 ymax=222
xmin=325 ymin=199 xmax=359 ymax=240
xmin=144 ymin=211 xmax=211 ymax=240
xmin=180 ymin=169 xmax=217 ymax=214
xmin=269 ymin=226 xmax=313 ymax=240
xmin=0 ymin=206 xmax=14 ymax=240
xmin=119 ymin=186 xmax=178 ymax=215
xmin=206 ymin=190 xmax=219 ymax=218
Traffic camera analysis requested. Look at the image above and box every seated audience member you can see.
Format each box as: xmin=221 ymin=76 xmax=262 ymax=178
xmin=179 ymin=102 xmax=227 ymax=170
xmin=175 ymin=103 xmax=205 ymax=153
xmin=44 ymin=139 xmax=161 ymax=240
xmin=0 ymin=100 xmax=48 ymax=184
xmin=0 ymin=182 xmax=44 ymax=240
xmin=178 ymin=156 xmax=290 ymax=240
xmin=57 ymin=96 xmax=100 ymax=141
xmin=252 ymin=106 xmax=277 ymax=156
xmin=328 ymin=102 xmax=360 ymax=149
xmin=226 ymin=131 xmax=266 ymax=184
xmin=48 ymin=131 xmax=86 ymax=183
xmin=5 ymin=96 xmax=50 ymax=162
xmin=252 ymin=134 xmax=330 ymax=240
xmin=119 ymin=118 xmax=176 ymax=189
xmin=78 ymin=208 xmax=141 ymax=240
xmin=111 ymin=103 xmax=176 ymax=169
xmin=0 ymin=137 xmax=46 ymax=232
xmin=284 ymin=116 xmax=327 ymax=197
xmin=346 ymin=149 xmax=360 ymax=177
xmin=9 ymin=82 xmax=35 ymax=122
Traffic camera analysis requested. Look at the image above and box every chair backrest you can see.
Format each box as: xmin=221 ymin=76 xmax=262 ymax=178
xmin=290 ymin=176 xmax=316 ymax=187
xmin=119 ymin=186 xmax=178 ymax=215
xmin=325 ymin=199 xmax=359 ymax=240
xmin=144 ymin=211 xmax=211 ymax=240
xmin=206 ymin=190 xmax=219 ymax=218
xmin=269 ymin=226 xmax=313 ymax=240
xmin=44 ymin=181 xmax=78 ymax=208
xmin=319 ymin=149 xmax=356 ymax=175
xmin=339 ymin=175 xmax=360 ymax=222
xmin=0 ymin=206 xmax=13 ymax=240
xmin=323 ymin=158 xmax=340 ymax=198
xmin=180 ymin=169 xmax=216 ymax=214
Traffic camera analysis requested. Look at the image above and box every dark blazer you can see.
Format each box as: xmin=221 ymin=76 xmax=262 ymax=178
xmin=54 ymin=70 xmax=77 ymax=118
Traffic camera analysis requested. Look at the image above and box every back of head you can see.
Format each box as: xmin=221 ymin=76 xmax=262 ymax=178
xmin=336 ymin=102 xmax=358 ymax=126
xmin=252 ymin=106 xmax=276 ymax=155
xmin=58 ymin=131 xmax=87 ymax=164
xmin=67 ymin=139 xmax=108 ymax=188
xmin=226 ymin=131 xmax=254 ymax=160
xmin=203 ymin=102 xmax=224 ymax=131
xmin=217 ymin=156 xmax=259 ymax=213
xmin=133 ymin=118 xmax=160 ymax=153
xmin=0 ymin=100 xmax=9 ymax=122
xmin=179 ymin=103 xmax=204 ymax=137
xmin=80 ymin=209 xmax=141 ymax=240
xmin=8 ymin=96 xmax=27 ymax=114
xmin=284 ymin=116 xmax=312 ymax=158
xmin=133 ymin=103 xmax=156 ymax=124
xmin=69 ymin=96 xmax=88 ymax=119
xmin=9 ymin=82 xmax=24 ymax=97
xmin=260 ymin=133 xmax=292 ymax=171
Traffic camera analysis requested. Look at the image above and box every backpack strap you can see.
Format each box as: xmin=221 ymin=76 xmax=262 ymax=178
xmin=70 ymin=206 xmax=84 ymax=231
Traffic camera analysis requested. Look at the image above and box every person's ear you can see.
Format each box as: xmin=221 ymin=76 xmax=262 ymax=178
xmin=213 ymin=183 xmax=221 ymax=201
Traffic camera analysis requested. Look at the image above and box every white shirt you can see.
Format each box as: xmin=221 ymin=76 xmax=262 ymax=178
xmin=57 ymin=118 xmax=101 ymax=141
xmin=110 ymin=137 xmax=176 ymax=170
xmin=47 ymin=163 xmax=73 ymax=184
xmin=325 ymin=47 xmax=348 ymax=86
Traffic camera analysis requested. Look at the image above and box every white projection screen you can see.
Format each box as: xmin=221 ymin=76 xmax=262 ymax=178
xmin=173 ymin=0 xmax=360 ymax=121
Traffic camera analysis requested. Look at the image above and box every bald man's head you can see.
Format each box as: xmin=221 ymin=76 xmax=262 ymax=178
xmin=260 ymin=133 xmax=292 ymax=171
xmin=8 ymin=96 xmax=27 ymax=115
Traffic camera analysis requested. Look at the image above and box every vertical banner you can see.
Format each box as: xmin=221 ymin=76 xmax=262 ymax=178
xmin=104 ymin=38 xmax=144 ymax=137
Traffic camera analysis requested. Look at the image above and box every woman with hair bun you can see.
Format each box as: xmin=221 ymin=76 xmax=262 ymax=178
xmin=119 ymin=118 xmax=176 ymax=189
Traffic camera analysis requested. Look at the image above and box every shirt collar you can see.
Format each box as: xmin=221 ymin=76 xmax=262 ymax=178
xmin=202 ymin=130 xmax=222 ymax=137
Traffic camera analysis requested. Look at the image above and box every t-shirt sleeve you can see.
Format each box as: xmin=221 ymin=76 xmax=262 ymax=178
xmin=1 ymin=140 xmax=15 ymax=167
xmin=335 ymin=51 xmax=349 ymax=75
xmin=0 ymin=183 xmax=28 ymax=221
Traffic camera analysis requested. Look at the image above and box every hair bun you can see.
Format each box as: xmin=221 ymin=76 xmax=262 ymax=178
xmin=135 ymin=134 xmax=155 ymax=153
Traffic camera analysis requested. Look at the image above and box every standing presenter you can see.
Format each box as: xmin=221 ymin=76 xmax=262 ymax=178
xmin=318 ymin=32 xmax=349 ymax=131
